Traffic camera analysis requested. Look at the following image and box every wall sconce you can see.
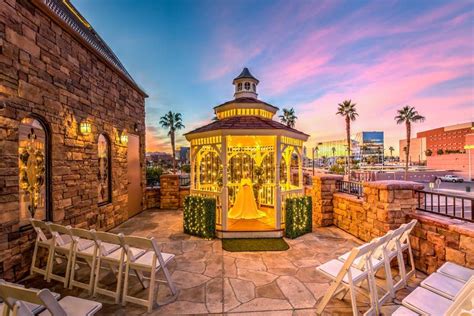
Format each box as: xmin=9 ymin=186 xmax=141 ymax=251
xmin=79 ymin=121 xmax=92 ymax=135
xmin=133 ymin=123 xmax=139 ymax=133
xmin=120 ymin=130 xmax=128 ymax=145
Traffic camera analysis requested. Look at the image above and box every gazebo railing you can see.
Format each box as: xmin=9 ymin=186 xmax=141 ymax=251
xmin=280 ymin=188 xmax=304 ymax=226
xmin=190 ymin=189 xmax=222 ymax=227
xmin=259 ymin=184 xmax=275 ymax=206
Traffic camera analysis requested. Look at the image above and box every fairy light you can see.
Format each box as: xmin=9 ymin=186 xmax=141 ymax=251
xmin=285 ymin=196 xmax=312 ymax=239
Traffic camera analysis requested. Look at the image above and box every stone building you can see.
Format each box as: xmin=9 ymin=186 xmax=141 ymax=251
xmin=0 ymin=0 xmax=147 ymax=280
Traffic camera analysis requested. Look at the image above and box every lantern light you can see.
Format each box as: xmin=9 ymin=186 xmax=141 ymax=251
xmin=120 ymin=130 xmax=128 ymax=145
xmin=79 ymin=121 xmax=91 ymax=135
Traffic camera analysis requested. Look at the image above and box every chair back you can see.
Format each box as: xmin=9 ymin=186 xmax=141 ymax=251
xmin=29 ymin=219 xmax=50 ymax=242
xmin=386 ymin=223 xmax=407 ymax=251
xmin=122 ymin=235 xmax=166 ymax=266
xmin=48 ymin=224 xmax=73 ymax=246
xmin=0 ymin=283 xmax=43 ymax=313
xmin=343 ymin=240 xmax=377 ymax=275
xmin=400 ymin=219 xmax=417 ymax=245
xmin=93 ymin=231 xmax=122 ymax=246
xmin=36 ymin=289 xmax=67 ymax=316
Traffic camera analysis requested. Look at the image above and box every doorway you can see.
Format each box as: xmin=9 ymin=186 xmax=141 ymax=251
xmin=127 ymin=134 xmax=142 ymax=218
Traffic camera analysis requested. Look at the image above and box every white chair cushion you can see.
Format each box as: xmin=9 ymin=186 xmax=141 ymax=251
xmin=402 ymin=286 xmax=452 ymax=315
xmin=133 ymin=251 xmax=175 ymax=269
xmin=76 ymin=239 xmax=95 ymax=251
xmin=391 ymin=305 xmax=419 ymax=316
xmin=438 ymin=262 xmax=474 ymax=283
xmin=100 ymin=242 xmax=120 ymax=256
xmin=107 ymin=247 xmax=145 ymax=261
xmin=316 ymin=259 xmax=366 ymax=284
xmin=421 ymin=272 xmax=465 ymax=300
xmin=38 ymin=296 xmax=102 ymax=316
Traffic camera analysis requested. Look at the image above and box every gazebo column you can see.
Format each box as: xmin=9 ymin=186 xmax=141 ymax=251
xmin=275 ymin=136 xmax=282 ymax=229
xmin=298 ymin=147 xmax=303 ymax=191
xmin=220 ymin=136 xmax=228 ymax=231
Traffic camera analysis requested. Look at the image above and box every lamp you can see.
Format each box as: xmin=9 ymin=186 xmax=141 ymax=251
xmin=79 ymin=121 xmax=91 ymax=135
xmin=120 ymin=130 xmax=128 ymax=145
xmin=133 ymin=123 xmax=139 ymax=133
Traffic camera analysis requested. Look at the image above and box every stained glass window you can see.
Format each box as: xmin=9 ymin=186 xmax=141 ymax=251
xmin=98 ymin=134 xmax=111 ymax=204
xmin=19 ymin=118 xmax=47 ymax=222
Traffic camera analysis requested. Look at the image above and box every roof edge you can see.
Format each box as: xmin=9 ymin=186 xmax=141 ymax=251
xmin=32 ymin=0 xmax=148 ymax=98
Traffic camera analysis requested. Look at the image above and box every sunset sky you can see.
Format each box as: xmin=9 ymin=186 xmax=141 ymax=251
xmin=74 ymin=0 xmax=474 ymax=155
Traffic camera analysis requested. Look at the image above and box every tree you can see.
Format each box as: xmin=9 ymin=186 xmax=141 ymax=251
xmin=159 ymin=111 xmax=185 ymax=173
xmin=389 ymin=146 xmax=395 ymax=157
xmin=395 ymin=106 xmax=425 ymax=180
xmin=331 ymin=147 xmax=336 ymax=157
xmin=336 ymin=100 xmax=358 ymax=179
xmin=279 ymin=108 xmax=297 ymax=128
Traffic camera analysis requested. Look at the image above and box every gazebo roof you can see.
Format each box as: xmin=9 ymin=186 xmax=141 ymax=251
xmin=233 ymin=67 xmax=259 ymax=84
xmin=214 ymin=97 xmax=278 ymax=111
xmin=184 ymin=116 xmax=309 ymax=138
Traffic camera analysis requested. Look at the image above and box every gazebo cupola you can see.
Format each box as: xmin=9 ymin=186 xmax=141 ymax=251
xmin=233 ymin=67 xmax=259 ymax=99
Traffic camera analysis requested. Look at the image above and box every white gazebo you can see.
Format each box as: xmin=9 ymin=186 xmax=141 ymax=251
xmin=184 ymin=68 xmax=309 ymax=237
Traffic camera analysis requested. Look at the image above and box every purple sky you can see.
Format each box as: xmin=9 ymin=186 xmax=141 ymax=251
xmin=74 ymin=0 xmax=474 ymax=154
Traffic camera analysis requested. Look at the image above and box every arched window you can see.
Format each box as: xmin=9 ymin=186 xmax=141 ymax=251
xmin=244 ymin=82 xmax=250 ymax=90
xmin=237 ymin=83 xmax=242 ymax=91
xmin=98 ymin=134 xmax=111 ymax=204
xmin=252 ymin=83 xmax=256 ymax=91
xmin=19 ymin=116 xmax=50 ymax=223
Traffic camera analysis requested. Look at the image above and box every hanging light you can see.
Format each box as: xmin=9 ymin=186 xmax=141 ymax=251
xmin=79 ymin=121 xmax=91 ymax=135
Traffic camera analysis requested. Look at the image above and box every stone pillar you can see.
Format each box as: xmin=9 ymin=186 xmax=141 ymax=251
xmin=311 ymin=173 xmax=343 ymax=227
xmin=160 ymin=174 xmax=180 ymax=209
xmin=363 ymin=181 xmax=424 ymax=238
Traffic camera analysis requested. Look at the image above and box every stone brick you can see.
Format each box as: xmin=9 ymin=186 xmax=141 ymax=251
xmin=446 ymin=247 xmax=466 ymax=266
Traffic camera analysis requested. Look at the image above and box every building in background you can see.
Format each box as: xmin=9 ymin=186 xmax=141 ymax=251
xmin=355 ymin=131 xmax=384 ymax=164
xmin=399 ymin=138 xmax=427 ymax=163
xmin=179 ymin=147 xmax=190 ymax=165
xmin=399 ymin=122 xmax=474 ymax=179
xmin=317 ymin=139 xmax=360 ymax=159
xmin=146 ymin=152 xmax=173 ymax=168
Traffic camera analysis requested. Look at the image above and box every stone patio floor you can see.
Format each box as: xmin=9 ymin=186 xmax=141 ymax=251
xmin=24 ymin=209 xmax=426 ymax=315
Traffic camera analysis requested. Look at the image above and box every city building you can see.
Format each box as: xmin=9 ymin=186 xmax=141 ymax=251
xmin=0 ymin=0 xmax=147 ymax=280
xmin=179 ymin=146 xmax=190 ymax=165
xmin=399 ymin=138 xmax=427 ymax=163
xmin=317 ymin=139 xmax=360 ymax=159
xmin=355 ymin=131 xmax=384 ymax=164
xmin=146 ymin=152 xmax=174 ymax=167
xmin=399 ymin=122 xmax=474 ymax=179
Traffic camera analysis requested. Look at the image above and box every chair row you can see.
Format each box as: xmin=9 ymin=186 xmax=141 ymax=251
xmin=315 ymin=219 xmax=418 ymax=315
xmin=393 ymin=262 xmax=474 ymax=315
xmin=29 ymin=219 xmax=178 ymax=313
xmin=0 ymin=279 xmax=101 ymax=316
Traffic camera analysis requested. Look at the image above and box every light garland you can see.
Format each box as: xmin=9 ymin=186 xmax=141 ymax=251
xmin=285 ymin=196 xmax=312 ymax=239
xmin=183 ymin=195 xmax=216 ymax=239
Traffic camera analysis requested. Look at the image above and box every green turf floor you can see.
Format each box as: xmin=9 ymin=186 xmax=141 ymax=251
xmin=222 ymin=238 xmax=289 ymax=252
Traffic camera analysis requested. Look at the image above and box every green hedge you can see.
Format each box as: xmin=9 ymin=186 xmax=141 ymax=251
xmin=183 ymin=195 xmax=216 ymax=239
xmin=285 ymin=196 xmax=312 ymax=239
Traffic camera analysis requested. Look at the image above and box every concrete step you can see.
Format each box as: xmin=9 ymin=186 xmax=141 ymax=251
xmin=217 ymin=229 xmax=284 ymax=239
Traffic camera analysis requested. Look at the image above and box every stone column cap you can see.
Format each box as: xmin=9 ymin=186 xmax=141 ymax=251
xmin=160 ymin=174 xmax=180 ymax=179
xmin=312 ymin=173 xmax=344 ymax=180
xmin=364 ymin=180 xmax=424 ymax=190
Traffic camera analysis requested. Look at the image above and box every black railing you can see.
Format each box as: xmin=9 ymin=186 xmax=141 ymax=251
xmin=336 ymin=180 xmax=363 ymax=198
xmin=146 ymin=176 xmax=160 ymax=188
xmin=415 ymin=190 xmax=473 ymax=222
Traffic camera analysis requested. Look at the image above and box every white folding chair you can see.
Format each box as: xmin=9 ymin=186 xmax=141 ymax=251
xmin=420 ymin=272 xmax=466 ymax=300
xmin=315 ymin=239 xmax=381 ymax=316
xmin=396 ymin=219 xmax=417 ymax=284
xmin=92 ymin=231 xmax=138 ymax=304
xmin=30 ymin=220 xmax=54 ymax=280
xmin=121 ymin=235 xmax=178 ymax=313
xmin=0 ymin=280 xmax=60 ymax=316
xmin=445 ymin=276 xmax=474 ymax=315
xmin=437 ymin=262 xmax=474 ymax=283
xmin=68 ymin=228 xmax=99 ymax=294
xmin=46 ymin=224 xmax=75 ymax=287
xmin=339 ymin=231 xmax=397 ymax=309
xmin=0 ymin=283 xmax=101 ymax=316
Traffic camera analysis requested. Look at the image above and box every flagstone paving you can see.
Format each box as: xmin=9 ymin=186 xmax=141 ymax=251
xmin=24 ymin=209 xmax=425 ymax=315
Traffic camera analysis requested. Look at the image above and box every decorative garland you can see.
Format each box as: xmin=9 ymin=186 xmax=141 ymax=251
xmin=183 ymin=195 xmax=216 ymax=239
xmin=285 ymin=196 xmax=312 ymax=239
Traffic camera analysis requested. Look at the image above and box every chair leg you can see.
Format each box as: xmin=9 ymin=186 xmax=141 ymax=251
xmin=315 ymin=280 xmax=343 ymax=315
xmin=148 ymin=269 xmax=156 ymax=312
xmin=93 ymin=256 xmax=101 ymax=297
xmin=88 ymin=254 xmax=96 ymax=295
xmin=30 ymin=241 xmax=39 ymax=276
xmin=407 ymin=246 xmax=416 ymax=279
xmin=46 ymin=247 xmax=55 ymax=283
xmin=122 ymin=262 xmax=129 ymax=306
xmin=162 ymin=265 xmax=178 ymax=296
xmin=64 ymin=249 xmax=73 ymax=288
xmin=348 ymin=285 xmax=358 ymax=316
xmin=69 ymin=251 xmax=78 ymax=290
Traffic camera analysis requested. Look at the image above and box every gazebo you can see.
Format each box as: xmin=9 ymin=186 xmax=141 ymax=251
xmin=184 ymin=68 xmax=309 ymax=237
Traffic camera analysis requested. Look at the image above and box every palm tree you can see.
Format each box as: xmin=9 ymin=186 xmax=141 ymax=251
xmin=389 ymin=146 xmax=395 ymax=157
xmin=395 ymin=106 xmax=425 ymax=180
xmin=279 ymin=108 xmax=297 ymax=128
xmin=336 ymin=100 xmax=358 ymax=179
xmin=159 ymin=111 xmax=185 ymax=173
xmin=331 ymin=147 xmax=336 ymax=157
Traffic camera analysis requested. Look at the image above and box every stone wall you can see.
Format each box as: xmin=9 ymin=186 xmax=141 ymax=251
xmin=0 ymin=0 xmax=146 ymax=281
xmin=332 ymin=181 xmax=423 ymax=242
xmin=160 ymin=175 xmax=180 ymax=209
xmin=311 ymin=174 xmax=342 ymax=227
xmin=145 ymin=188 xmax=161 ymax=209
xmin=409 ymin=211 xmax=474 ymax=274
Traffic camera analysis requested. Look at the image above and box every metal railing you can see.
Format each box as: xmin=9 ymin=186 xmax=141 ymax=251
xmin=415 ymin=190 xmax=473 ymax=222
xmin=179 ymin=176 xmax=190 ymax=187
xmin=336 ymin=180 xmax=363 ymax=198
